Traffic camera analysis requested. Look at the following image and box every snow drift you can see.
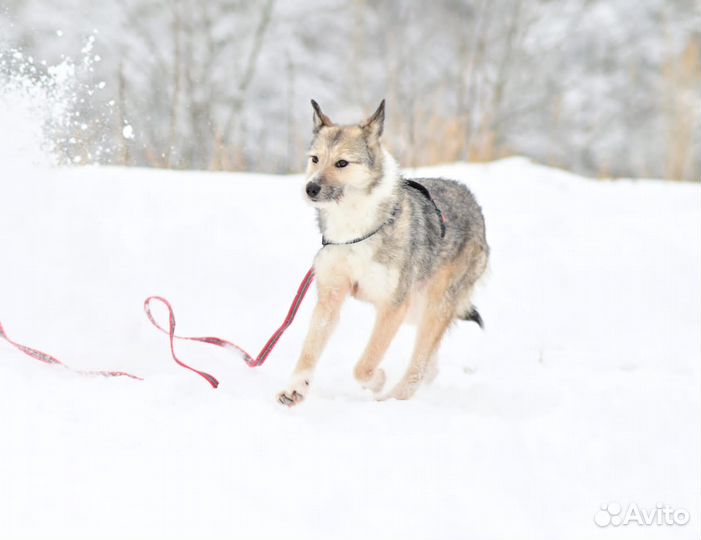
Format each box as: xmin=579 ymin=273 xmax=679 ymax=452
xmin=0 ymin=154 xmax=699 ymax=539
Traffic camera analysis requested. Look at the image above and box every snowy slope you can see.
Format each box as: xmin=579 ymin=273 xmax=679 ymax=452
xmin=0 ymin=159 xmax=699 ymax=540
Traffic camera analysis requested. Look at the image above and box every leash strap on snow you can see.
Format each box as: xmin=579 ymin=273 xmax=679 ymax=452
xmin=0 ymin=267 xmax=315 ymax=387
xmin=143 ymin=267 xmax=315 ymax=388
xmin=0 ymin=320 xmax=143 ymax=380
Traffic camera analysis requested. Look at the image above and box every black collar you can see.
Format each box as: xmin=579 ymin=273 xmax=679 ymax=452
xmin=321 ymin=179 xmax=446 ymax=247
xmin=322 ymin=205 xmax=400 ymax=246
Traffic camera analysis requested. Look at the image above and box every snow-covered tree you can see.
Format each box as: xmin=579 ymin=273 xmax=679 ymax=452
xmin=1 ymin=0 xmax=698 ymax=179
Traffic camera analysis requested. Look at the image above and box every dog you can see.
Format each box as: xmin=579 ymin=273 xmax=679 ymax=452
xmin=277 ymin=100 xmax=489 ymax=406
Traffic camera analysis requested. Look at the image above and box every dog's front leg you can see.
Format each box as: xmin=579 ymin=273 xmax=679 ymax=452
xmin=353 ymin=301 xmax=408 ymax=395
xmin=277 ymin=281 xmax=348 ymax=406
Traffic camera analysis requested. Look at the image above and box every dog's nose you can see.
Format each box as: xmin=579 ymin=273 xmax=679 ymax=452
xmin=306 ymin=181 xmax=321 ymax=198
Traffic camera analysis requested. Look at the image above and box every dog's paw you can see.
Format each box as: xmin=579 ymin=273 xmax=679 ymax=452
xmin=354 ymin=365 xmax=386 ymax=395
xmin=276 ymin=375 xmax=310 ymax=407
xmin=277 ymin=389 xmax=305 ymax=407
xmin=361 ymin=368 xmax=386 ymax=394
xmin=381 ymin=379 xmax=420 ymax=401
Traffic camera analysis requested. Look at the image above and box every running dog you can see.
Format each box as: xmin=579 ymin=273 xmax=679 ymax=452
xmin=278 ymin=100 xmax=488 ymax=405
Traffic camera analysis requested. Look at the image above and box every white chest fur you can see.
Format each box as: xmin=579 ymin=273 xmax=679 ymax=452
xmin=315 ymin=242 xmax=398 ymax=304
xmin=312 ymin=149 xmax=402 ymax=304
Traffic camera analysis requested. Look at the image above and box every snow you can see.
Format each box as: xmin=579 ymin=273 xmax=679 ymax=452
xmin=0 ymin=158 xmax=699 ymax=540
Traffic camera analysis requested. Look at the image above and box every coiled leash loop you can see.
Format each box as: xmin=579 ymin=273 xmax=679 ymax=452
xmin=143 ymin=267 xmax=315 ymax=388
xmin=1 ymin=267 xmax=316 ymax=387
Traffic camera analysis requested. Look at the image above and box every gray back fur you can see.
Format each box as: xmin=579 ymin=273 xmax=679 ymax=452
xmin=368 ymin=177 xmax=489 ymax=305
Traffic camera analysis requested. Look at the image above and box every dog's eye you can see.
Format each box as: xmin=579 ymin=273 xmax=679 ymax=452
xmin=335 ymin=160 xmax=349 ymax=168
xmin=310 ymin=155 xmax=319 ymax=164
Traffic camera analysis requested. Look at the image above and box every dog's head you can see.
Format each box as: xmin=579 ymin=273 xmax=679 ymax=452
xmin=304 ymin=99 xmax=386 ymax=204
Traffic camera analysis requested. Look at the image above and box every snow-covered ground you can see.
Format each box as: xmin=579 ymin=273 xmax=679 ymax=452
xmin=1 ymin=157 xmax=699 ymax=540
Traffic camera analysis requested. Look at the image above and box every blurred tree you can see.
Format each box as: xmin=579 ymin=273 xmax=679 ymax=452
xmin=1 ymin=0 xmax=698 ymax=179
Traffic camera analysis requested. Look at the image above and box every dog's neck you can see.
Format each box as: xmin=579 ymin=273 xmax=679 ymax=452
xmin=318 ymin=149 xmax=401 ymax=245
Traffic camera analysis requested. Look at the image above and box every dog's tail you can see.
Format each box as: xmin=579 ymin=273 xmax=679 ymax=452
xmin=458 ymin=306 xmax=484 ymax=329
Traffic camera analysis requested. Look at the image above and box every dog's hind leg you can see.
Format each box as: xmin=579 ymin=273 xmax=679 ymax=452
xmin=385 ymin=267 xmax=456 ymax=401
xmin=277 ymin=281 xmax=348 ymax=406
xmin=423 ymin=352 xmax=439 ymax=386
xmin=353 ymin=301 xmax=408 ymax=395
xmin=386 ymin=308 xmax=452 ymax=400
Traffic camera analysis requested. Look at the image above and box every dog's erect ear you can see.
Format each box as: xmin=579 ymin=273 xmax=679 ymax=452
xmin=361 ymin=99 xmax=385 ymax=141
xmin=311 ymin=99 xmax=333 ymax=133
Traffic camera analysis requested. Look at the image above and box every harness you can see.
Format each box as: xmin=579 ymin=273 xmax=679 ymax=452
xmin=321 ymin=179 xmax=446 ymax=246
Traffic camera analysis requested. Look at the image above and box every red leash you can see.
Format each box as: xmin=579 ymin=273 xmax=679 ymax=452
xmin=0 ymin=321 xmax=142 ymax=380
xmin=143 ymin=267 xmax=315 ymax=388
xmin=0 ymin=267 xmax=315 ymax=387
